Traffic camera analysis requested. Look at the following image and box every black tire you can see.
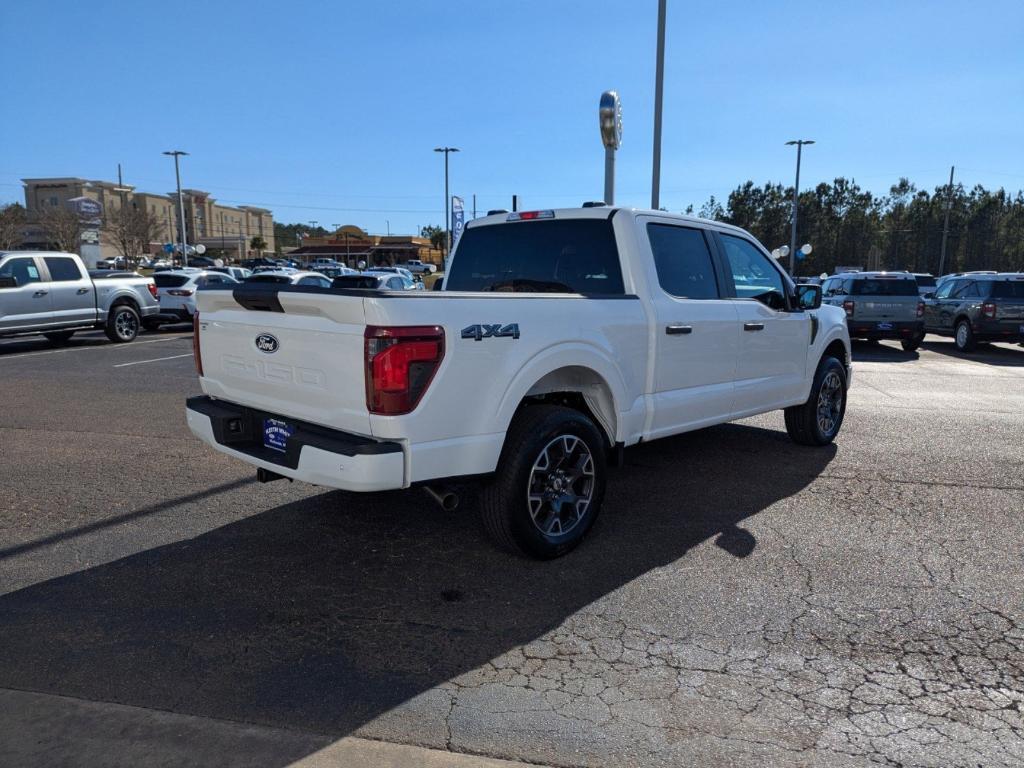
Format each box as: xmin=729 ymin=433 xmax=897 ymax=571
xmin=954 ymin=319 xmax=976 ymax=352
xmin=784 ymin=356 xmax=848 ymax=446
xmin=104 ymin=303 xmax=140 ymax=343
xmin=479 ymin=405 xmax=607 ymax=559
xmin=43 ymin=330 xmax=75 ymax=344
xmin=901 ymin=332 xmax=924 ymax=352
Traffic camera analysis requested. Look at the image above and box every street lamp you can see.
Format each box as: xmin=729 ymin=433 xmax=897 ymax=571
xmin=434 ymin=147 xmax=460 ymax=260
xmin=784 ymin=139 xmax=814 ymax=276
xmin=599 ymin=91 xmax=623 ymax=204
xmin=163 ymin=150 xmax=189 ymax=267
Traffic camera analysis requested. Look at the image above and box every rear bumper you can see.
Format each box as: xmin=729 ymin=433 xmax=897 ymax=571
xmin=185 ymin=395 xmax=405 ymax=492
xmin=847 ymin=320 xmax=923 ymax=340
xmin=973 ymin=320 xmax=1024 ymax=342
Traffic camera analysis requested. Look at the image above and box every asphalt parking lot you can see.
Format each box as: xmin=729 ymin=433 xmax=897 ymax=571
xmin=1 ymin=331 xmax=1022 ymax=768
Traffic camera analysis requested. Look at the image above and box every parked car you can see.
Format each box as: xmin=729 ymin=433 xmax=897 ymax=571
xmin=186 ymin=207 xmax=849 ymax=558
xmin=922 ymin=273 xmax=1024 ymax=350
xmin=208 ymin=266 xmax=252 ymax=281
xmin=330 ymin=271 xmax=417 ymax=291
xmin=404 ymin=259 xmax=437 ymax=275
xmin=821 ymin=271 xmax=924 ymax=351
xmin=911 ymin=273 xmax=936 ymax=296
xmin=0 ymin=250 xmax=159 ymax=343
xmin=241 ymin=257 xmax=279 ymax=270
xmin=244 ymin=270 xmax=333 ymax=288
xmin=314 ymin=265 xmax=358 ymax=279
xmin=154 ymin=270 xmax=239 ymax=323
xmin=373 ymin=265 xmax=416 ymax=280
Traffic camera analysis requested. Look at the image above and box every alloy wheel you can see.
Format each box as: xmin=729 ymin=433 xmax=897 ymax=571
xmin=816 ymin=371 xmax=843 ymax=436
xmin=526 ymin=434 xmax=595 ymax=537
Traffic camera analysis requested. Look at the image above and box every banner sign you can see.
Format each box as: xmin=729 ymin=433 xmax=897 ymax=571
xmin=451 ymin=195 xmax=465 ymax=251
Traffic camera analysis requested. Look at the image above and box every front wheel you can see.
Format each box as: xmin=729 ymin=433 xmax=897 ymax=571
xmin=479 ymin=405 xmax=607 ymax=559
xmin=784 ymin=356 xmax=848 ymax=446
xmin=105 ymin=304 xmax=140 ymax=343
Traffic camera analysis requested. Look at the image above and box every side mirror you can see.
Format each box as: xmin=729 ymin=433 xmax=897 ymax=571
xmin=432 ymin=277 xmax=444 ymax=291
xmin=794 ymin=283 xmax=822 ymax=310
xmin=0 ymin=275 xmax=17 ymax=288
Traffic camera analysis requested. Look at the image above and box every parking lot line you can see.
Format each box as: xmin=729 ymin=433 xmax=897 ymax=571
xmin=0 ymin=334 xmax=191 ymax=361
xmin=113 ymin=353 xmax=194 ymax=368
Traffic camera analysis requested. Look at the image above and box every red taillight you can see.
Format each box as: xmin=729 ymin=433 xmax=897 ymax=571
xmin=916 ymin=301 xmax=924 ymax=318
xmin=168 ymin=289 xmax=194 ymax=296
xmin=364 ymin=325 xmax=444 ymax=415
xmin=147 ymin=282 xmax=158 ymax=299
xmin=981 ymin=302 xmax=997 ymax=318
xmin=192 ymin=311 xmax=203 ymax=377
xmin=842 ymin=300 xmax=855 ymax=317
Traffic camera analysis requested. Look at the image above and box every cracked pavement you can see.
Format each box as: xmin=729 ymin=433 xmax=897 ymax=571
xmin=0 ymin=333 xmax=1022 ymax=767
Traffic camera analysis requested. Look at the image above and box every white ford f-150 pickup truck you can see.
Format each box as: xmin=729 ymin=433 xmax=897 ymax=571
xmin=186 ymin=207 xmax=851 ymax=558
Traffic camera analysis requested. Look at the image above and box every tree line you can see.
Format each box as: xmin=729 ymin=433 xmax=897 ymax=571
xmin=686 ymin=178 xmax=1024 ymax=276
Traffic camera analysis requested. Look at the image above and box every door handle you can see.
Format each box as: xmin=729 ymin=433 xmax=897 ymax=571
xmin=76 ymin=287 xmax=89 ymax=294
xmin=33 ymin=290 xmax=48 ymax=297
xmin=665 ymin=324 xmax=692 ymax=335
xmin=743 ymin=322 xmax=765 ymax=331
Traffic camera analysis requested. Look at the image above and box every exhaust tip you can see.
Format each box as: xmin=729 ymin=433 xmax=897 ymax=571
xmin=423 ymin=486 xmax=459 ymax=512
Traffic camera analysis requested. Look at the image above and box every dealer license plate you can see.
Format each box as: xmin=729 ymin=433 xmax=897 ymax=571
xmin=263 ymin=418 xmax=294 ymax=452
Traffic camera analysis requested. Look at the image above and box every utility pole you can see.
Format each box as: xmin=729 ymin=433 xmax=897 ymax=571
xmin=162 ymin=150 xmax=189 ymax=268
xmin=434 ymin=147 xmax=459 ymax=259
xmin=938 ymin=165 xmax=955 ymax=276
xmin=651 ymin=0 xmax=667 ymax=209
xmin=472 ymin=194 xmax=476 ymax=219
xmin=785 ymin=139 xmax=815 ymax=275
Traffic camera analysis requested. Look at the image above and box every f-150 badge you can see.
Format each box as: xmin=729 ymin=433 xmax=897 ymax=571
xmin=461 ymin=323 xmax=520 ymax=341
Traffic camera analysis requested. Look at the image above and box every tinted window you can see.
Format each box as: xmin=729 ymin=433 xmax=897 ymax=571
xmin=989 ymin=280 xmax=1024 ymax=298
xmin=297 ymin=276 xmax=330 ymax=287
xmin=0 ymin=257 xmax=42 ymax=285
xmin=333 ymin=275 xmax=384 ymax=289
xmin=850 ymin=279 xmax=919 ymax=296
xmin=154 ymin=274 xmax=189 ymax=288
xmin=719 ymin=234 xmax=786 ymax=302
xmin=934 ymin=280 xmax=956 ymax=299
xmin=245 ymin=274 xmax=292 ymax=284
xmin=445 ymin=219 xmax=624 ymax=294
xmin=646 ymin=224 xmax=719 ymax=299
xmin=953 ymin=281 xmax=981 ymax=298
xmin=914 ymin=275 xmax=936 ymax=288
xmin=44 ymin=256 xmax=83 ymax=282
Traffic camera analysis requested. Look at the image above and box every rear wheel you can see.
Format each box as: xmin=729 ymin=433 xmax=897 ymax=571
xmin=901 ymin=332 xmax=924 ymax=352
xmin=954 ymin=319 xmax=976 ymax=352
xmin=784 ymin=356 xmax=847 ymax=446
xmin=105 ymin=304 xmax=140 ymax=343
xmin=43 ymin=330 xmax=75 ymax=344
xmin=479 ymin=405 xmax=607 ymax=559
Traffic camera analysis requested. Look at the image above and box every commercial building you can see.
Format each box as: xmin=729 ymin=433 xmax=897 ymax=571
xmin=19 ymin=177 xmax=274 ymax=267
xmin=291 ymin=225 xmax=442 ymax=267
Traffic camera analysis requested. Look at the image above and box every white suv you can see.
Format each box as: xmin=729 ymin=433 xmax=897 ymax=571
xmin=155 ymin=270 xmax=239 ymax=323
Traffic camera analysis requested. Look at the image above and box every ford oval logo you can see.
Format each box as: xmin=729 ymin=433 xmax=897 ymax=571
xmin=255 ymin=334 xmax=279 ymax=353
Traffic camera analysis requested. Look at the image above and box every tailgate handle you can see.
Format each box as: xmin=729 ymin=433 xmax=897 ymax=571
xmin=665 ymin=324 xmax=692 ymax=335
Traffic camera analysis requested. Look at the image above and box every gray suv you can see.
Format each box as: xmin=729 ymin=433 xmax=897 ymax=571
xmin=923 ymin=273 xmax=1024 ymax=351
xmin=821 ymin=271 xmax=925 ymax=351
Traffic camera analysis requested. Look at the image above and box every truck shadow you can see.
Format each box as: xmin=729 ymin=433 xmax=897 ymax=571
xmin=0 ymin=421 xmax=834 ymax=762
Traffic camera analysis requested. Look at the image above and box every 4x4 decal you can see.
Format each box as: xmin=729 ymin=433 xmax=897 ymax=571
xmin=461 ymin=323 xmax=520 ymax=341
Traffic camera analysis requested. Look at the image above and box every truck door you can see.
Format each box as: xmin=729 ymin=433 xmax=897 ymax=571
xmin=42 ymin=255 xmax=97 ymax=327
xmin=640 ymin=218 xmax=740 ymax=437
xmin=0 ymin=255 xmax=53 ymax=332
xmin=714 ymin=233 xmax=811 ymax=413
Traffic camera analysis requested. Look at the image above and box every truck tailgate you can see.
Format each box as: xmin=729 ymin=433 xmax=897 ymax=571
xmin=196 ymin=288 xmax=371 ymax=436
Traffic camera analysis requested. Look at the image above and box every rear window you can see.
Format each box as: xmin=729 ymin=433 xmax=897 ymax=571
xmin=245 ymin=274 xmax=292 ymax=284
xmin=154 ymin=274 xmax=189 ymax=288
xmin=445 ymin=218 xmax=624 ymax=294
xmin=850 ymin=278 xmax=918 ymax=296
xmin=989 ymin=280 xmax=1024 ymax=298
xmin=914 ymin=275 xmax=936 ymax=288
xmin=333 ymin=275 xmax=383 ymax=289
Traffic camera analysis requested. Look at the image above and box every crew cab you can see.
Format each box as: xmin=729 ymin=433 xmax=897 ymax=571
xmin=0 ymin=250 xmax=159 ymax=343
xmin=186 ymin=208 xmax=851 ymax=558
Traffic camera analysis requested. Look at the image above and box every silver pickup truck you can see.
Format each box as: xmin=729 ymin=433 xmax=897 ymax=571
xmin=0 ymin=250 xmax=160 ymax=343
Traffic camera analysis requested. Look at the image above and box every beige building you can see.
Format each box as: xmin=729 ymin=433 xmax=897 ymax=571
xmin=20 ymin=177 xmax=274 ymax=265
xmin=293 ymin=224 xmax=442 ymax=267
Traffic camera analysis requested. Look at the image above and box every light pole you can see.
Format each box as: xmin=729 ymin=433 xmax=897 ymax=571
xmin=651 ymin=0 xmax=667 ymax=209
xmin=434 ymin=147 xmax=459 ymax=259
xmin=785 ymin=139 xmax=814 ymax=275
xmin=599 ymin=91 xmax=623 ymax=204
xmin=163 ymin=150 xmax=189 ymax=268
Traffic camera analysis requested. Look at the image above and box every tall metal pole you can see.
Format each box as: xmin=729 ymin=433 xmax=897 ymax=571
xmin=604 ymin=149 xmax=616 ymax=205
xmin=651 ymin=0 xmax=667 ymax=210
xmin=938 ymin=165 xmax=955 ymax=276
xmin=164 ymin=151 xmax=189 ymax=268
xmin=444 ymin=151 xmax=450 ymax=258
xmin=785 ymin=139 xmax=814 ymax=275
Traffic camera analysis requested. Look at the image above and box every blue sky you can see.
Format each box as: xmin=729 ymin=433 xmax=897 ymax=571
xmin=2 ymin=0 xmax=1022 ymax=235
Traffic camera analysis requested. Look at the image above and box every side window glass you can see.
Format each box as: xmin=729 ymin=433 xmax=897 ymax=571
xmin=646 ymin=223 xmax=720 ymax=299
xmin=720 ymin=234 xmax=786 ymax=309
xmin=0 ymin=257 xmax=42 ymax=285
xmin=957 ymin=281 xmax=980 ymax=298
xmin=44 ymin=257 xmax=83 ymax=282
xmin=934 ymin=281 xmax=954 ymax=299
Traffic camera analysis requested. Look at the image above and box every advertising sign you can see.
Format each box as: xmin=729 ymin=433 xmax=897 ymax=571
xmin=451 ymin=195 xmax=465 ymax=251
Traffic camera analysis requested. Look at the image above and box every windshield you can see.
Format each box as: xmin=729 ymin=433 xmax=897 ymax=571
xmin=989 ymin=280 xmax=1024 ymax=298
xmin=850 ymin=279 xmax=919 ymax=296
xmin=445 ymin=218 xmax=624 ymax=294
